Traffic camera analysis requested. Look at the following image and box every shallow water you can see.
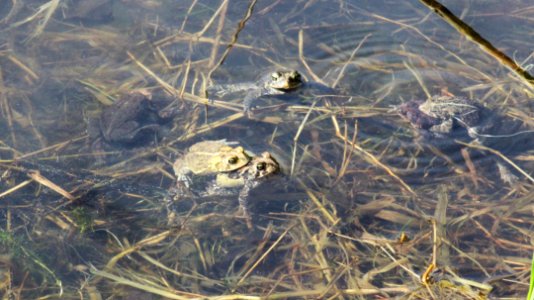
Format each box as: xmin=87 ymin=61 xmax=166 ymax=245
xmin=0 ymin=0 xmax=533 ymax=298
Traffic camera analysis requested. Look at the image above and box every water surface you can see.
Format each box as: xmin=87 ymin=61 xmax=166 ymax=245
xmin=0 ymin=0 xmax=532 ymax=298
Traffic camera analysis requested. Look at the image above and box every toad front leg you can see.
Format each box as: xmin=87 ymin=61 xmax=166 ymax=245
xmin=173 ymin=163 xmax=194 ymax=197
xmin=237 ymin=180 xmax=260 ymax=228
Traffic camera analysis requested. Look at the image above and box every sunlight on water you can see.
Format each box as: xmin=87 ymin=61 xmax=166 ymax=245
xmin=0 ymin=0 xmax=532 ymax=298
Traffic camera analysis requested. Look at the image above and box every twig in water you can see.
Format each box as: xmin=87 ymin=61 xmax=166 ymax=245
xmin=418 ymin=0 xmax=534 ymax=92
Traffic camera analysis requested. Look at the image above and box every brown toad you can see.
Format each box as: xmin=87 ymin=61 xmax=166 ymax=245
xmin=397 ymin=94 xmax=534 ymax=185
xmin=211 ymin=151 xmax=281 ymax=227
xmin=398 ymin=95 xmax=484 ymax=138
xmin=88 ymin=91 xmax=176 ymax=150
xmin=234 ymin=151 xmax=280 ymax=219
xmin=418 ymin=95 xmax=481 ymax=135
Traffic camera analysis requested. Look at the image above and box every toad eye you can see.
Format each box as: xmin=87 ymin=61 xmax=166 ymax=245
xmin=228 ymin=157 xmax=238 ymax=164
xmin=271 ymin=72 xmax=280 ymax=81
xmin=256 ymin=162 xmax=266 ymax=171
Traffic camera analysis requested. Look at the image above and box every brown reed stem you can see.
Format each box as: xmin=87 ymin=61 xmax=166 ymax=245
xmin=418 ymin=0 xmax=534 ymax=91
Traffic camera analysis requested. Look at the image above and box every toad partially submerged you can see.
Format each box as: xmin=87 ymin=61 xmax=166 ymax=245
xmin=220 ymin=151 xmax=280 ymax=220
xmin=88 ymin=91 xmax=178 ymax=151
xmin=397 ymin=95 xmax=483 ymax=138
xmin=172 ymin=140 xmax=251 ymax=191
xmin=207 ymin=69 xmax=337 ymax=112
xmin=397 ymin=94 xmax=534 ymax=184
xmin=171 ymin=140 xmax=280 ymax=226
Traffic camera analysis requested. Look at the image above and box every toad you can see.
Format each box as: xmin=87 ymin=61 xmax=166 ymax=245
xmin=207 ymin=69 xmax=337 ymax=112
xmin=234 ymin=151 xmax=280 ymax=220
xmin=397 ymin=95 xmax=484 ymax=138
xmin=172 ymin=140 xmax=252 ymax=193
xmin=171 ymin=140 xmax=280 ymax=226
xmin=397 ymin=94 xmax=534 ymax=184
xmin=87 ymin=91 xmax=176 ymax=151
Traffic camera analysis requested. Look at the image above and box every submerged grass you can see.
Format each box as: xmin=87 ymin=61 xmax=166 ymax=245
xmin=9 ymin=0 xmax=61 ymax=41
xmin=0 ymin=0 xmax=532 ymax=299
xmin=529 ymin=253 xmax=534 ymax=300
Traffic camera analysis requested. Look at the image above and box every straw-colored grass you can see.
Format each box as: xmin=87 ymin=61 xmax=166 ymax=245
xmin=0 ymin=0 xmax=532 ymax=299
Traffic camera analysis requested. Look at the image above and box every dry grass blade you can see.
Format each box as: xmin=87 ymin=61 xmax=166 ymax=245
xmin=16 ymin=136 xmax=87 ymax=160
xmin=297 ymin=219 xmax=334 ymax=283
xmin=196 ymin=0 xmax=229 ymax=38
xmin=6 ymin=55 xmax=39 ymax=81
xmin=0 ymin=67 xmax=18 ymax=147
xmin=330 ymin=115 xmax=416 ymax=195
xmin=290 ymin=101 xmax=317 ymax=176
xmin=179 ymin=0 xmax=198 ymax=32
xmin=334 ymin=121 xmax=357 ymax=183
xmin=0 ymin=179 xmax=32 ymax=199
xmin=299 ymin=181 xmax=337 ymax=225
xmin=178 ymin=112 xmax=244 ymax=141
xmin=77 ymin=80 xmax=115 ymax=105
xmin=127 ymin=51 xmax=241 ymax=112
xmin=256 ymin=287 xmax=412 ymax=299
xmin=298 ymin=30 xmax=327 ymax=85
xmin=332 ymin=33 xmax=371 ymax=88
xmin=27 ymin=170 xmax=75 ymax=201
xmin=236 ymin=224 xmax=294 ymax=287
xmin=433 ymin=186 xmax=450 ymax=267
xmin=137 ymin=251 xmax=223 ymax=285
xmin=98 ymin=230 xmax=171 ymax=276
xmin=90 ymin=268 xmax=197 ymax=300
xmin=207 ymin=0 xmax=228 ymax=69
xmin=155 ymin=32 xmax=265 ymax=52
xmin=10 ymin=0 xmax=61 ymax=40
xmin=404 ymin=60 xmax=431 ymax=99
xmin=362 ymin=256 xmax=410 ymax=284
xmin=456 ymin=140 xmax=534 ymax=183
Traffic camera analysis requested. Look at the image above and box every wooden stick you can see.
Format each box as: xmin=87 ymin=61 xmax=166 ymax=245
xmin=418 ymin=0 xmax=534 ymax=91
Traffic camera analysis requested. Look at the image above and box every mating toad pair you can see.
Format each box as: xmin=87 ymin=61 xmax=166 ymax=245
xmin=172 ymin=140 xmax=280 ymax=222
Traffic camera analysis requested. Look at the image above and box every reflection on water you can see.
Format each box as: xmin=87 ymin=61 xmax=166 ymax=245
xmin=0 ymin=0 xmax=533 ymax=298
